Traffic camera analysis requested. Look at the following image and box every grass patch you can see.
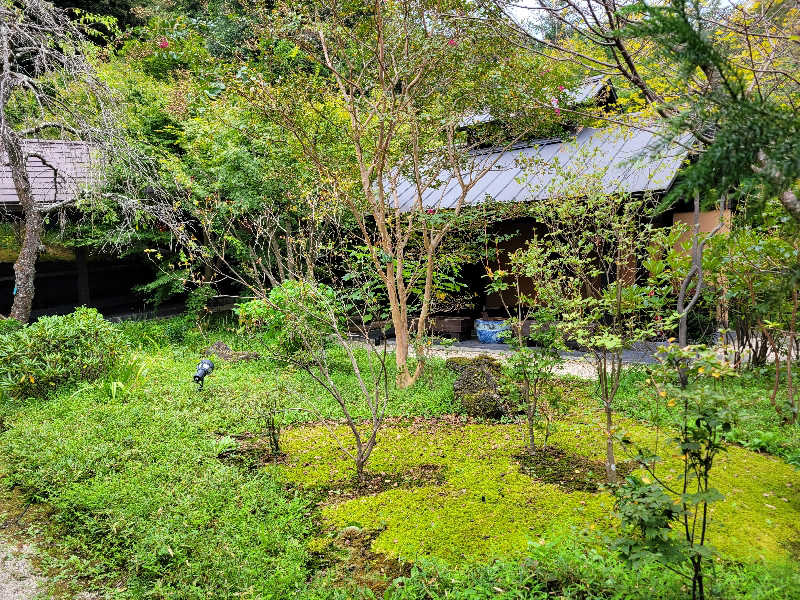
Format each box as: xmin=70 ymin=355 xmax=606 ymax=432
xmin=616 ymin=365 xmax=800 ymax=464
xmin=0 ymin=370 xmax=316 ymax=597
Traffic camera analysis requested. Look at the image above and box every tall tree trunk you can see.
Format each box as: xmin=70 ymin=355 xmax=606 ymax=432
xmin=385 ymin=262 xmax=420 ymax=389
xmin=393 ymin=319 xmax=413 ymax=387
xmin=525 ymin=381 xmax=535 ymax=455
xmin=6 ymin=136 xmax=41 ymax=323
xmin=780 ymin=189 xmax=800 ymax=223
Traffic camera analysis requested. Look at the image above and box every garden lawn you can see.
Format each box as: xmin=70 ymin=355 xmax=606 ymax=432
xmin=1 ymin=320 xmax=799 ymax=598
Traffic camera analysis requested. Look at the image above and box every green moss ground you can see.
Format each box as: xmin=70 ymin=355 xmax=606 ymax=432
xmin=276 ymin=415 xmax=800 ymax=566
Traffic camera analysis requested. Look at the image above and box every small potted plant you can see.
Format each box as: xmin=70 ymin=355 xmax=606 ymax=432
xmin=475 ymin=317 xmax=510 ymax=344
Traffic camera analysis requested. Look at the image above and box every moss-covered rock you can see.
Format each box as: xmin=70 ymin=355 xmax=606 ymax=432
xmin=444 ymin=356 xmax=476 ymax=374
xmin=448 ymin=355 xmax=510 ymax=418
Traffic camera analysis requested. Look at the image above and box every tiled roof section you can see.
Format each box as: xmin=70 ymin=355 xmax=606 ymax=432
xmin=390 ymin=125 xmax=690 ymax=212
xmin=0 ymin=139 xmax=92 ymax=209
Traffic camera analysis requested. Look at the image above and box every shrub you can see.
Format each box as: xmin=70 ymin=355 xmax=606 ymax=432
xmin=117 ymin=314 xmax=208 ymax=347
xmin=186 ymin=283 xmax=216 ymax=327
xmin=0 ymin=317 xmax=22 ymax=336
xmin=235 ymin=280 xmax=342 ymax=355
xmin=0 ymin=307 xmax=125 ymax=399
xmin=614 ymin=344 xmax=736 ymax=600
xmin=448 ymin=355 xmax=511 ymax=419
xmin=377 ymin=547 xmax=800 ymax=600
xmin=160 ymin=314 xmax=194 ymax=344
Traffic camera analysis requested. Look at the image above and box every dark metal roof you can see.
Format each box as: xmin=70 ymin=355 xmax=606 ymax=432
xmin=391 ymin=125 xmax=689 ymax=212
xmin=0 ymin=139 xmax=92 ymax=210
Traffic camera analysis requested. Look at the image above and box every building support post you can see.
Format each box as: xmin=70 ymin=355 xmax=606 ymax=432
xmin=76 ymin=245 xmax=90 ymax=306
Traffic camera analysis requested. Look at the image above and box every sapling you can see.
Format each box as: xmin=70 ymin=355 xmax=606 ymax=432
xmin=521 ymin=163 xmax=674 ymax=482
xmin=252 ymin=380 xmax=292 ymax=456
xmin=237 ymin=276 xmax=391 ymax=485
xmin=486 ymin=241 xmax=565 ymax=455
xmin=614 ymin=342 xmax=735 ymax=600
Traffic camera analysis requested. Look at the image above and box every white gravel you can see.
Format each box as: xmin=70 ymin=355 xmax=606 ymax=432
xmin=420 ymin=346 xmax=598 ymax=378
xmin=355 ymin=339 xmax=601 ymax=378
xmin=0 ymin=537 xmax=42 ymax=600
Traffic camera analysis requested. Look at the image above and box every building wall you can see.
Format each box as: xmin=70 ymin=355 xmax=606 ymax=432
xmin=672 ymin=209 xmax=732 ymax=247
xmin=483 ymin=218 xmax=544 ymax=313
xmin=480 ymin=209 xmax=730 ymax=314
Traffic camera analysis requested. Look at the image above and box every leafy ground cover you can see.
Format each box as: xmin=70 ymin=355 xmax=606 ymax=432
xmin=0 ymin=316 xmax=798 ymax=598
xmin=278 ymin=418 xmax=799 ymax=566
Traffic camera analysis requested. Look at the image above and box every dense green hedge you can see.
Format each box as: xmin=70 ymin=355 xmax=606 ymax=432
xmin=0 ymin=307 xmax=124 ymax=399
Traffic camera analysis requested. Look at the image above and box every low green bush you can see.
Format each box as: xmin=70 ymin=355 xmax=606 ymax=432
xmin=116 ymin=314 xmax=206 ymax=348
xmin=380 ymin=547 xmax=800 ymax=600
xmin=0 ymin=317 xmax=22 ymax=336
xmin=0 ymin=307 xmax=124 ymax=399
xmin=235 ymin=280 xmax=342 ymax=354
xmin=308 ymin=538 xmax=800 ymax=600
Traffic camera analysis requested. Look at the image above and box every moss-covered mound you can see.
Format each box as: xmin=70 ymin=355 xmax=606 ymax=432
xmin=447 ymin=355 xmax=512 ymax=419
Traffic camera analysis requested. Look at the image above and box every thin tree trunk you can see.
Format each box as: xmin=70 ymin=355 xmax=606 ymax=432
xmin=524 ymin=380 xmax=535 ymax=455
xmin=678 ymin=195 xmax=702 ymax=347
xmin=356 ymin=456 xmax=365 ymax=486
xmin=598 ymin=351 xmax=617 ymax=483
xmin=605 ymin=399 xmax=617 ymax=483
xmin=407 ymin=248 xmax=438 ymax=384
xmin=788 ymin=289 xmax=797 ymax=424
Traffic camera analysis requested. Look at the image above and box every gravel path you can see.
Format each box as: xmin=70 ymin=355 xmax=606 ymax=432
xmin=360 ymin=338 xmax=662 ymax=379
xmin=0 ymin=537 xmax=41 ymax=600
